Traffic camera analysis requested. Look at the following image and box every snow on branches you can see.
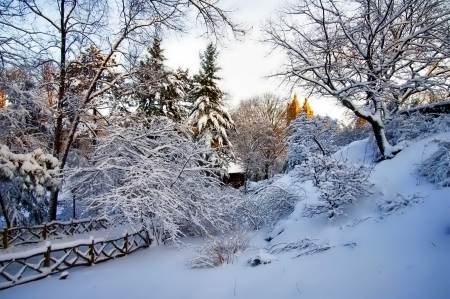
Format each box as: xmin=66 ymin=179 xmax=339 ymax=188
xmin=0 ymin=145 xmax=60 ymax=194
xmin=295 ymin=155 xmax=372 ymax=220
xmin=238 ymin=184 xmax=303 ymax=230
xmin=69 ymin=118 xmax=239 ymax=243
xmin=287 ymin=113 xmax=339 ymax=169
xmin=420 ymin=139 xmax=450 ymax=188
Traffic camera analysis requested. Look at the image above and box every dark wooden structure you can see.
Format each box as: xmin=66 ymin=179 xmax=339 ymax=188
xmin=0 ymin=227 xmax=153 ymax=290
xmin=0 ymin=218 xmax=108 ymax=249
xmin=400 ymin=100 xmax=450 ymax=116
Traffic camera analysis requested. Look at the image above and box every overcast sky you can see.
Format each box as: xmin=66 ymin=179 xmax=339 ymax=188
xmin=164 ymin=0 xmax=348 ymax=121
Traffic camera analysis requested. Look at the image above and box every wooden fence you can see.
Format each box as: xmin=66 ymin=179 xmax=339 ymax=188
xmin=0 ymin=218 xmax=108 ymax=249
xmin=0 ymin=228 xmax=152 ymax=290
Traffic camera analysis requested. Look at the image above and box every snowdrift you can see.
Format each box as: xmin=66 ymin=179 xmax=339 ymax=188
xmin=2 ymin=134 xmax=450 ymax=299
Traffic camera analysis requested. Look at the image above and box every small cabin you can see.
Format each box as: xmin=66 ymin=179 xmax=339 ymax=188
xmin=224 ymin=162 xmax=245 ymax=188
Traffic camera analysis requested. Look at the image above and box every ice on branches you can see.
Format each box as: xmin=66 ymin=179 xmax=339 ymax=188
xmin=69 ymin=118 xmax=239 ymax=244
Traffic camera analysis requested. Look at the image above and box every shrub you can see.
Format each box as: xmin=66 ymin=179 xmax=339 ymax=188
xmin=420 ymin=139 xmax=450 ymax=187
xmin=187 ymin=231 xmax=252 ymax=268
xmin=295 ymin=155 xmax=372 ymax=220
xmin=238 ymin=184 xmax=303 ymax=230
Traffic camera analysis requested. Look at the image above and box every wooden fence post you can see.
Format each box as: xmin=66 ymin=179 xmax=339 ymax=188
xmin=90 ymin=238 xmax=95 ymax=265
xmin=124 ymin=233 xmax=128 ymax=254
xmin=44 ymin=244 xmax=51 ymax=267
xmin=144 ymin=228 xmax=152 ymax=246
xmin=70 ymin=219 xmax=74 ymax=235
xmin=42 ymin=223 xmax=47 ymax=240
xmin=2 ymin=228 xmax=8 ymax=249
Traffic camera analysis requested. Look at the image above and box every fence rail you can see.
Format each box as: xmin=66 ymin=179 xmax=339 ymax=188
xmin=0 ymin=218 xmax=109 ymax=249
xmin=0 ymin=228 xmax=152 ymax=290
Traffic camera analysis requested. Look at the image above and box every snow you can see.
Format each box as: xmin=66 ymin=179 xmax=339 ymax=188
xmin=332 ymin=137 xmax=377 ymax=164
xmin=228 ymin=162 xmax=244 ymax=174
xmin=2 ymin=134 xmax=450 ymax=298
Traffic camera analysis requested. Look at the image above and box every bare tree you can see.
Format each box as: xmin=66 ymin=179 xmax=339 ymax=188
xmin=230 ymin=93 xmax=287 ymax=181
xmin=0 ymin=0 xmax=245 ymax=221
xmin=264 ymin=0 xmax=450 ymax=159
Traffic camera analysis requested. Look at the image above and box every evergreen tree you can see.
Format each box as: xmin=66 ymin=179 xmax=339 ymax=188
xmin=188 ymin=43 xmax=234 ymax=167
xmin=135 ymin=38 xmax=190 ymax=120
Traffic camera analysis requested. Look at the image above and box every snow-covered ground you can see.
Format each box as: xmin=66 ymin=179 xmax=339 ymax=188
xmin=2 ymin=134 xmax=450 ymax=299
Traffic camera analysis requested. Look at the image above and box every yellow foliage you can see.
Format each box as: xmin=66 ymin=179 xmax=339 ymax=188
xmin=0 ymin=90 xmax=6 ymax=108
xmin=301 ymin=97 xmax=314 ymax=117
xmin=286 ymin=94 xmax=301 ymax=125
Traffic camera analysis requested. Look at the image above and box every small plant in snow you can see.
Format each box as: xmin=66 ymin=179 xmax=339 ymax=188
xmin=295 ymin=155 xmax=372 ymax=220
xmin=267 ymin=238 xmax=331 ymax=258
xmin=188 ymin=231 xmax=252 ymax=269
xmin=378 ymin=193 xmax=426 ymax=216
xmin=247 ymin=249 xmax=278 ymax=267
xmin=420 ymin=140 xmax=450 ymax=188
xmin=238 ymin=184 xmax=303 ymax=230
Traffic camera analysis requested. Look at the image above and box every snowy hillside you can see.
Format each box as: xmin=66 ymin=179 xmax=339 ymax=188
xmin=2 ymin=134 xmax=450 ymax=299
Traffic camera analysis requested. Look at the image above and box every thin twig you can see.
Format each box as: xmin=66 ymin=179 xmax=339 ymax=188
xmin=296 ymin=283 xmax=301 ymax=294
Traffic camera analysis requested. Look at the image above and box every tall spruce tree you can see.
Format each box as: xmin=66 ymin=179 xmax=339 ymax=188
xmin=188 ymin=43 xmax=234 ymax=168
xmin=135 ymin=38 xmax=190 ymax=120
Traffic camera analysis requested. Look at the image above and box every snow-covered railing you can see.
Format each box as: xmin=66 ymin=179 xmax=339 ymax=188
xmin=0 ymin=218 xmax=109 ymax=249
xmin=0 ymin=228 xmax=152 ymax=290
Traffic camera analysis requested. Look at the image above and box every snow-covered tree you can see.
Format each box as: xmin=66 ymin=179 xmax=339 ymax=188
xmin=1 ymin=0 xmax=244 ymax=221
xmin=135 ymin=38 xmax=191 ymax=121
xmin=0 ymin=145 xmax=60 ymax=227
xmin=287 ymin=113 xmax=340 ymax=169
xmin=69 ymin=118 xmax=239 ymax=243
xmin=230 ymin=94 xmax=287 ymax=181
xmin=264 ymin=0 xmax=450 ymax=159
xmin=188 ymin=43 xmax=235 ymax=167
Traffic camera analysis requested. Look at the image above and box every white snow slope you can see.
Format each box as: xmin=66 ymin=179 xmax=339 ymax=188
xmin=2 ymin=134 xmax=450 ymax=299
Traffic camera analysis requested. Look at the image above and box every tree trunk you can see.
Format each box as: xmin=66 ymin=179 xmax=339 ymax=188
xmin=264 ymin=163 xmax=269 ymax=180
xmin=49 ymin=0 xmax=67 ymax=221
xmin=48 ymin=191 xmax=59 ymax=222
xmin=343 ymin=99 xmax=397 ymax=159
xmin=0 ymin=190 xmax=11 ymax=228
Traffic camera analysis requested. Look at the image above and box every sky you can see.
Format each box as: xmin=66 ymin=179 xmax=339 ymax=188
xmin=163 ymin=0 xmax=349 ymax=121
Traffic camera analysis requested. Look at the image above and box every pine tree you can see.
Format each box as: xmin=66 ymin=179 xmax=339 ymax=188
xmin=188 ymin=43 xmax=234 ymax=167
xmin=135 ymin=38 xmax=190 ymax=120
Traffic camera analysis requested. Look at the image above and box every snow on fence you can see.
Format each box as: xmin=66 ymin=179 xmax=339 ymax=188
xmin=0 ymin=228 xmax=152 ymax=290
xmin=0 ymin=218 xmax=109 ymax=249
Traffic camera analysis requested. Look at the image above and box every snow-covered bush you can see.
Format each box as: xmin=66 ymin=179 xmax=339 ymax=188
xmin=287 ymin=113 xmax=340 ymax=169
xmin=238 ymin=184 xmax=303 ymax=230
xmin=378 ymin=193 xmax=426 ymax=216
xmin=384 ymin=113 xmax=450 ymax=146
xmin=0 ymin=145 xmax=60 ymax=193
xmin=0 ymin=145 xmax=60 ymax=226
xmin=420 ymin=140 xmax=450 ymax=187
xmin=69 ymin=118 xmax=239 ymax=243
xmin=295 ymin=155 xmax=371 ymax=220
xmin=188 ymin=231 xmax=252 ymax=268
